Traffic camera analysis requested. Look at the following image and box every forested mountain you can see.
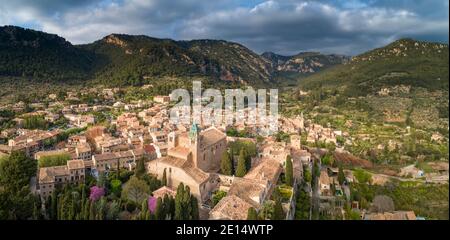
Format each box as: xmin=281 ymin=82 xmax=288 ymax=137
xmin=81 ymin=35 xmax=274 ymax=86
xmin=299 ymin=39 xmax=448 ymax=95
xmin=0 ymin=26 xmax=275 ymax=86
xmin=1 ymin=26 xmax=354 ymax=87
xmin=290 ymin=38 xmax=449 ymax=130
xmin=262 ymin=51 xmax=349 ymax=74
xmin=0 ymin=26 xmax=94 ymax=81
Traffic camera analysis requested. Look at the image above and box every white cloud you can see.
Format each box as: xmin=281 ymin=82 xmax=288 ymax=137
xmin=0 ymin=0 xmax=448 ymax=55
xmin=179 ymin=1 xmax=448 ymax=54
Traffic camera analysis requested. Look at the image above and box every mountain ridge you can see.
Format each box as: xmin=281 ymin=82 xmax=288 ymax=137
xmin=1 ymin=26 xmax=275 ymax=86
xmin=262 ymin=51 xmax=350 ymax=74
xmin=289 ymin=38 xmax=449 ymax=132
xmin=1 ymin=25 xmax=448 ymax=91
xmin=0 ymin=25 xmax=94 ymax=80
xmin=0 ymin=25 xmax=352 ymax=87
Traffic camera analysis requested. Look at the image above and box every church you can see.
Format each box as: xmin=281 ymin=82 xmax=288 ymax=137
xmin=147 ymin=124 xmax=227 ymax=203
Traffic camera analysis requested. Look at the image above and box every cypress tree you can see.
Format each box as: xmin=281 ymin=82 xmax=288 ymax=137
xmin=97 ymin=172 xmax=106 ymax=188
xmin=140 ymin=198 xmax=149 ymax=220
xmin=162 ymin=194 xmax=170 ymax=219
xmin=312 ymin=160 xmax=320 ymax=189
xmin=244 ymin=148 xmax=251 ymax=171
xmin=247 ymin=207 xmax=258 ymax=220
xmin=117 ymin=158 xmax=120 ymax=177
xmin=183 ymin=186 xmax=192 ymax=220
xmin=174 ymin=183 xmax=185 ymax=220
xmin=83 ymin=199 xmax=90 ymax=220
xmin=57 ymin=196 xmax=64 ymax=220
xmin=96 ymin=197 xmax=106 ymax=220
xmin=220 ymin=151 xmax=233 ymax=175
xmin=236 ymin=149 xmax=247 ymax=177
xmin=190 ymin=196 xmax=199 ymax=220
xmin=50 ymin=191 xmax=57 ymax=220
xmin=273 ymin=200 xmax=285 ymax=220
xmin=69 ymin=198 xmax=75 ymax=220
xmin=155 ymin=197 xmax=164 ymax=220
xmin=285 ymin=155 xmax=294 ymax=187
xmin=168 ymin=195 xmax=175 ymax=220
xmin=303 ymin=165 xmax=312 ymax=184
xmin=162 ymin=168 xmax=167 ymax=186
xmin=135 ymin=157 xmax=146 ymax=179
xmin=89 ymin=201 xmax=96 ymax=220
xmin=338 ymin=164 xmax=345 ymax=185
xmin=80 ymin=190 xmax=85 ymax=216
xmin=230 ymin=148 xmax=235 ymax=173
xmin=32 ymin=201 xmax=39 ymax=220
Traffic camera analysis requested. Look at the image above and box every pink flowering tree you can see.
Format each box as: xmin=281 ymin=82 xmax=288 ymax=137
xmin=148 ymin=196 xmax=157 ymax=213
xmin=90 ymin=186 xmax=105 ymax=201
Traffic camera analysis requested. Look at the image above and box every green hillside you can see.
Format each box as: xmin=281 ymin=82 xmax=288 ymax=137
xmin=282 ymin=39 xmax=449 ymax=169
xmin=0 ymin=26 xmax=277 ymax=87
xmin=80 ymin=34 xmax=214 ymax=86
xmin=299 ymin=39 xmax=449 ymax=96
xmin=291 ymin=39 xmax=449 ymax=128
xmin=0 ymin=26 xmax=94 ymax=81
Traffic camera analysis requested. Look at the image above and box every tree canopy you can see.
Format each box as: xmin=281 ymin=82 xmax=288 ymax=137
xmin=121 ymin=176 xmax=150 ymax=204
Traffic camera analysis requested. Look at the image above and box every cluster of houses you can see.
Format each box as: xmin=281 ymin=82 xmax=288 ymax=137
xmin=0 ymin=129 xmax=61 ymax=158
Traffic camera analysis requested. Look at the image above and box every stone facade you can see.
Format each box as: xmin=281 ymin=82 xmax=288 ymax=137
xmin=148 ymin=125 xmax=227 ymax=203
xmin=38 ymin=160 xmax=85 ymax=198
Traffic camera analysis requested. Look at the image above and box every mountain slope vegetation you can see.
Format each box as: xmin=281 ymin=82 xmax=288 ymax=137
xmin=0 ymin=26 xmax=94 ymax=81
xmin=0 ymin=26 xmax=276 ymax=87
xmin=262 ymin=51 xmax=349 ymax=74
xmin=282 ymin=39 xmax=449 ymax=168
xmin=1 ymin=26 xmax=354 ymax=88
xmin=299 ymin=39 xmax=448 ymax=96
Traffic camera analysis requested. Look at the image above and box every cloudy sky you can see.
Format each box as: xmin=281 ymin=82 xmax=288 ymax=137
xmin=0 ymin=0 xmax=448 ymax=55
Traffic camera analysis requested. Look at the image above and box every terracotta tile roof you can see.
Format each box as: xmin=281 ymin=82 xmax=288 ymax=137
xmin=364 ymin=211 xmax=417 ymax=220
xmin=210 ymin=195 xmax=253 ymax=220
xmin=132 ymin=148 xmax=145 ymax=157
xmin=83 ymin=160 xmax=94 ymax=168
xmin=152 ymin=186 xmax=176 ymax=199
xmin=39 ymin=166 xmax=68 ymax=183
xmin=93 ymin=153 xmax=117 ymax=161
xmin=160 ymin=156 xmax=187 ymax=168
xmin=168 ymin=146 xmax=191 ymax=160
xmin=67 ymin=159 xmax=85 ymax=170
xmin=244 ymin=157 xmax=282 ymax=184
xmin=228 ymin=177 xmax=266 ymax=208
xmin=200 ymin=127 xmax=226 ymax=147
xmin=116 ymin=150 xmax=134 ymax=158
xmin=319 ymin=170 xmax=331 ymax=185
xmin=76 ymin=144 xmax=91 ymax=153
xmin=143 ymin=144 xmax=156 ymax=154
xmin=184 ymin=164 xmax=210 ymax=184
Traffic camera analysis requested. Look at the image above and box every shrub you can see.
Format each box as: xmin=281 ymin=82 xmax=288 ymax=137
xmin=89 ymin=186 xmax=105 ymax=202
xmin=354 ymin=169 xmax=372 ymax=184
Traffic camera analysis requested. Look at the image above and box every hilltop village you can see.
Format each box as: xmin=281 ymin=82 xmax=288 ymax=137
xmin=0 ymin=86 xmax=447 ymax=220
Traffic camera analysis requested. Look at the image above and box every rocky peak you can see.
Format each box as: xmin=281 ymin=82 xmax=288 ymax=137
xmin=352 ymin=38 xmax=449 ymax=63
xmin=103 ymin=34 xmax=128 ymax=48
xmin=263 ymin=51 xmax=350 ymax=74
